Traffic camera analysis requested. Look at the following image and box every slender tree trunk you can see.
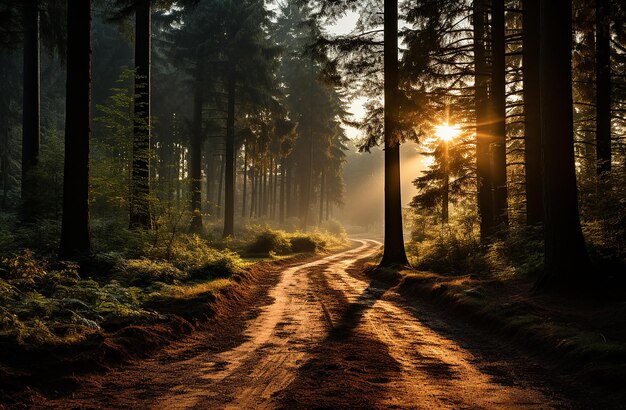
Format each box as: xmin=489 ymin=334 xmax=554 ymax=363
xmin=242 ymin=142 xmax=248 ymax=218
xmin=1 ymin=110 xmax=9 ymax=210
xmin=20 ymin=0 xmax=40 ymax=222
xmin=130 ymin=0 xmax=152 ymax=229
xmin=537 ymin=0 xmax=590 ymax=290
xmin=272 ymin=160 xmax=278 ymax=219
xmin=490 ymin=0 xmax=508 ymax=230
xmin=380 ymin=0 xmax=409 ymax=266
xmin=250 ymin=157 xmax=256 ymax=218
xmin=522 ymin=0 xmax=544 ymax=226
xmin=59 ymin=0 xmax=92 ymax=260
xmin=217 ymin=153 xmax=224 ymax=219
xmin=206 ymin=153 xmax=213 ymax=213
xmin=319 ymin=169 xmax=325 ymax=226
xmin=223 ymin=70 xmax=235 ymax=237
xmin=279 ymin=157 xmax=286 ymax=224
xmin=474 ymin=0 xmax=494 ymax=238
xmin=442 ymin=142 xmax=449 ymax=224
xmin=286 ymin=160 xmax=293 ymax=218
xmin=596 ymin=0 xmax=611 ymax=175
xmin=268 ymin=157 xmax=274 ymax=218
xmin=190 ymin=53 xmax=204 ymax=232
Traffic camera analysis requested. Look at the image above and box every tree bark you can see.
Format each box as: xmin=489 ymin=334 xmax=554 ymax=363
xmin=490 ymin=0 xmax=509 ymax=230
xmin=20 ymin=0 xmax=40 ymax=222
xmin=190 ymin=52 xmax=204 ymax=232
xmin=59 ymin=0 xmax=92 ymax=261
xmin=130 ymin=0 xmax=152 ymax=229
xmin=537 ymin=0 xmax=590 ymax=290
xmin=279 ymin=157 xmax=286 ymax=224
xmin=522 ymin=0 xmax=544 ymax=226
xmin=596 ymin=0 xmax=611 ymax=176
xmin=380 ymin=0 xmax=409 ymax=267
xmin=474 ymin=0 xmax=494 ymax=238
xmin=242 ymin=142 xmax=248 ymax=218
xmin=319 ymin=169 xmax=325 ymax=226
xmin=222 ymin=70 xmax=235 ymax=238
xmin=217 ymin=154 xmax=224 ymax=219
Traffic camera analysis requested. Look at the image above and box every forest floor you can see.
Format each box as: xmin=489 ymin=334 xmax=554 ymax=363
xmin=14 ymin=239 xmax=623 ymax=409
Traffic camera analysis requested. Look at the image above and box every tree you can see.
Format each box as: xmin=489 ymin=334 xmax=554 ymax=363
xmin=522 ymin=0 xmax=543 ymax=225
xmin=380 ymin=0 xmax=409 ymax=266
xmin=474 ymin=0 xmax=494 ymax=237
xmin=490 ymin=0 xmax=508 ymax=230
xmin=537 ymin=0 xmax=590 ymax=290
xmin=596 ymin=0 xmax=611 ymax=176
xmin=130 ymin=0 xmax=152 ymax=229
xmin=20 ymin=0 xmax=40 ymax=222
xmin=59 ymin=0 xmax=92 ymax=260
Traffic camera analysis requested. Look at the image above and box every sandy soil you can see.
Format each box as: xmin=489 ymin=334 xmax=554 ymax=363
xmin=30 ymin=240 xmax=590 ymax=409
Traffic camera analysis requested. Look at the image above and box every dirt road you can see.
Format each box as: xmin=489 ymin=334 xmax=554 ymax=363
xmin=36 ymin=240 xmax=586 ymax=409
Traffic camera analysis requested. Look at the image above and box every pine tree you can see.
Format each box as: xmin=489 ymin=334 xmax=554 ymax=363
xmin=59 ymin=0 xmax=92 ymax=260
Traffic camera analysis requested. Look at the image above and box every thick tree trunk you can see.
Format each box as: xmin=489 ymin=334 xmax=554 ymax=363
xmin=223 ymin=71 xmax=235 ymax=238
xmin=596 ymin=0 xmax=611 ymax=175
xmin=59 ymin=0 xmax=92 ymax=261
xmin=20 ymin=0 xmax=40 ymax=222
xmin=380 ymin=0 xmax=409 ymax=267
xmin=130 ymin=0 xmax=152 ymax=229
xmin=474 ymin=0 xmax=494 ymax=238
xmin=522 ymin=0 xmax=544 ymax=226
xmin=190 ymin=54 xmax=204 ymax=232
xmin=537 ymin=0 xmax=590 ymax=290
xmin=490 ymin=0 xmax=509 ymax=230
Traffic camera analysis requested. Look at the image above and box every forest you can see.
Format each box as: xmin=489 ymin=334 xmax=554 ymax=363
xmin=1 ymin=0 xmax=626 ymax=408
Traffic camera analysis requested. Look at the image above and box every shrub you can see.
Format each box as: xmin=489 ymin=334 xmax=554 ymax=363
xmin=118 ymin=259 xmax=186 ymax=286
xmin=322 ymin=219 xmax=347 ymax=237
xmin=290 ymin=235 xmax=318 ymax=253
xmin=245 ymin=230 xmax=292 ymax=255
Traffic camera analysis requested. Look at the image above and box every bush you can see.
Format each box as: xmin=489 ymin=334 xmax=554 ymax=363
xmin=290 ymin=236 xmax=318 ymax=253
xmin=245 ymin=230 xmax=292 ymax=255
xmin=118 ymin=259 xmax=186 ymax=286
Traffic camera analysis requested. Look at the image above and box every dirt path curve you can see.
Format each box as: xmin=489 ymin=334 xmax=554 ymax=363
xmin=36 ymin=239 xmax=583 ymax=409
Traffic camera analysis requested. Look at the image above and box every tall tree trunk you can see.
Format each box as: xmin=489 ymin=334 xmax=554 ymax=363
xmin=1 ymin=109 xmax=9 ymax=210
xmin=490 ymin=0 xmax=509 ymax=229
xmin=130 ymin=0 xmax=152 ymax=229
xmin=190 ymin=53 xmax=204 ymax=232
xmin=223 ymin=71 xmax=235 ymax=237
xmin=537 ymin=0 xmax=590 ymax=290
xmin=279 ymin=157 xmax=286 ymax=224
xmin=523 ymin=0 xmax=544 ymax=225
xmin=59 ymin=0 xmax=92 ymax=260
xmin=272 ymin=160 xmax=278 ymax=219
xmin=596 ymin=0 xmax=611 ymax=175
xmin=206 ymin=153 xmax=213 ymax=214
xmin=242 ymin=142 xmax=248 ymax=218
xmin=380 ymin=0 xmax=409 ymax=267
xmin=250 ymin=157 xmax=256 ymax=218
xmin=474 ymin=0 xmax=494 ymax=238
xmin=442 ymin=142 xmax=449 ymax=224
xmin=20 ymin=0 xmax=40 ymax=222
xmin=319 ymin=169 xmax=325 ymax=226
xmin=217 ymin=153 xmax=224 ymax=219
xmin=286 ymin=160 xmax=292 ymax=218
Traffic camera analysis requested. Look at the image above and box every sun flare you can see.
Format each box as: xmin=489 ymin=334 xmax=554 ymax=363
xmin=434 ymin=123 xmax=461 ymax=142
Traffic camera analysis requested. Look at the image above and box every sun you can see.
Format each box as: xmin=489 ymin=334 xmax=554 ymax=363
xmin=434 ymin=123 xmax=461 ymax=142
